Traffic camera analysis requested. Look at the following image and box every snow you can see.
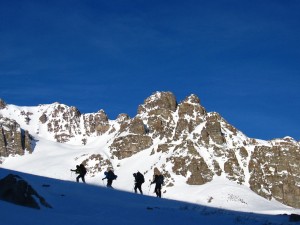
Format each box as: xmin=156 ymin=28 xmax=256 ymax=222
xmin=1 ymin=102 xmax=300 ymax=225
xmin=1 ymin=135 xmax=299 ymax=225
xmin=0 ymin=167 xmax=298 ymax=225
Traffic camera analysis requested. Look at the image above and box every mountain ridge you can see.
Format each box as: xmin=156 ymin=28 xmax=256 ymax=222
xmin=0 ymin=91 xmax=299 ymax=208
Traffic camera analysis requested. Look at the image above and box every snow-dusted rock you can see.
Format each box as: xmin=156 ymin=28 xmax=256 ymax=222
xmin=0 ymin=91 xmax=299 ymax=208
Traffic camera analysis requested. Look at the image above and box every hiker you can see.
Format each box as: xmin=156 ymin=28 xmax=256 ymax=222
xmin=102 ymin=169 xmax=117 ymax=188
xmin=133 ymin=171 xmax=144 ymax=194
xmin=71 ymin=164 xmax=87 ymax=183
xmin=151 ymin=174 xmax=164 ymax=198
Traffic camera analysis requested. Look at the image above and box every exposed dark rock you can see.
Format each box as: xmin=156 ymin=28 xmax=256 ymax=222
xmin=169 ymin=141 xmax=214 ymax=185
xmin=39 ymin=113 xmax=48 ymax=123
xmin=83 ymin=109 xmax=109 ymax=136
xmin=249 ymin=144 xmax=300 ymax=208
xmin=145 ymin=111 xmax=174 ymax=139
xmin=0 ymin=116 xmax=32 ymax=159
xmin=157 ymin=144 xmax=171 ymax=153
xmin=212 ymin=160 xmax=222 ymax=176
xmin=1 ymin=92 xmax=300 ymax=208
xmin=110 ymin=135 xmax=153 ymax=159
xmin=200 ymin=113 xmax=226 ymax=145
xmin=120 ymin=117 xmax=146 ymax=135
xmin=116 ymin=113 xmax=130 ymax=122
xmin=46 ymin=104 xmax=81 ymax=142
xmin=54 ymin=133 xmax=72 ymax=143
xmin=178 ymin=94 xmax=206 ymax=118
xmin=137 ymin=91 xmax=177 ymax=114
xmin=224 ymin=149 xmax=245 ymax=184
xmin=0 ymin=174 xmax=52 ymax=209
xmin=187 ymin=157 xmax=214 ymax=185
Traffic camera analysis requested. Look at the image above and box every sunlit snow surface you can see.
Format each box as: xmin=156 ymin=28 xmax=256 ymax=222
xmin=1 ymin=103 xmax=300 ymax=225
xmin=0 ymin=167 xmax=299 ymax=225
xmin=1 ymin=137 xmax=299 ymax=225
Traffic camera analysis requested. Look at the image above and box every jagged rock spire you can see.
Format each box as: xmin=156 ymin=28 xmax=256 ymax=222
xmin=1 ymin=91 xmax=300 ymax=208
xmin=137 ymin=91 xmax=177 ymax=114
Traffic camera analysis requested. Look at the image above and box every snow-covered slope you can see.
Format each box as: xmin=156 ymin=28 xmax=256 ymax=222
xmin=0 ymin=168 xmax=298 ymax=225
xmin=0 ymin=92 xmax=300 ymax=212
xmin=1 ymin=134 xmax=298 ymax=216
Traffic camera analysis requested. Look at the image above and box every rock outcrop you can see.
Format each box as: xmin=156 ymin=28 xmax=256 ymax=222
xmin=0 ymin=116 xmax=32 ymax=162
xmin=249 ymin=138 xmax=300 ymax=208
xmin=0 ymin=174 xmax=52 ymax=209
xmin=0 ymin=91 xmax=299 ymax=208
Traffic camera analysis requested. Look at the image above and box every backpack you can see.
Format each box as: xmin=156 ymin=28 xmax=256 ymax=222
xmin=136 ymin=172 xmax=145 ymax=183
xmin=107 ymin=170 xmax=117 ymax=180
xmin=80 ymin=164 xmax=87 ymax=175
xmin=157 ymin=174 xmax=164 ymax=185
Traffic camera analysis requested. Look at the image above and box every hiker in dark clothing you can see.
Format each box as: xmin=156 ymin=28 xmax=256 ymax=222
xmin=71 ymin=164 xmax=87 ymax=183
xmin=133 ymin=172 xmax=144 ymax=194
xmin=151 ymin=174 xmax=163 ymax=198
xmin=102 ymin=170 xmax=117 ymax=188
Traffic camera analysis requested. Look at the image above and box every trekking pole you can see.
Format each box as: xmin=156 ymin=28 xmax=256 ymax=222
xmin=148 ymin=184 xmax=151 ymax=195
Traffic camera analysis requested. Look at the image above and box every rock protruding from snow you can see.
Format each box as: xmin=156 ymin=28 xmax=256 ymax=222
xmin=0 ymin=116 xmax=32 ymax=161
xmin=83 ymin=109 xmax=109 ymax=136
xmin=137 ymin=91 xmax=177 ymax=115
xmin=0 ymin=174 xmax=52 ymax=209
xmin=174 ymin=94 xmax=207 ymax=141
xmin=110 ymin=135 xmax=153 ymax=159
xmin=38 ymin=103 xmax=110 ymax=143
xmin=116 ymin=113 xmax=130 ymax=123
xmin=0 ymin=92 xmax=300 ymax=208
xmin=249 ymin=139 xmax=300 ymax=208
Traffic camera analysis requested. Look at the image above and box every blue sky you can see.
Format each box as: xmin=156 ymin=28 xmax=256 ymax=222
xmin=1 ymin=0 xmax=299 ymax=140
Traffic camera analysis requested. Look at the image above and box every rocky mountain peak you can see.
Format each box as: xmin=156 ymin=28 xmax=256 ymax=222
xmin=0 ymin=93 xmax=299 ymax=208
xmin=182 ymin=94 xmax=201 ymax=104
xmin=282 ymin=136 xmax=297 ymax=143
xmin=178 ymin=94 xmax=207 ymax=118
xmin=116 ymin=113 xmax=130 ymax=122
xmin=95 ymin=109 xmax=108 ymax=121
xmin=137 ymin=91 xmax=177 ymax=115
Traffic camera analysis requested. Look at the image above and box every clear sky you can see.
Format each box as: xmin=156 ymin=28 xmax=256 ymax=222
xmin=1 ymin=0 xmax=299 ymax=140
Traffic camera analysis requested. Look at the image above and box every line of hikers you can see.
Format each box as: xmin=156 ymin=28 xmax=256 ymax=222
xmin=70 ymin=164 xmax=164 ymax=198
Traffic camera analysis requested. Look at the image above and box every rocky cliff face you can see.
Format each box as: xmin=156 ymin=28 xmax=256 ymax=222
xmin=0 ymin=93 xmax=299 ymax=208
xmin=38 ymin=103 xmax=109 ymax=143
xmin=249 ymin=138 xmax=300 ymax=207
xmin=0 ymin=109 xmax=33 ymax=163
